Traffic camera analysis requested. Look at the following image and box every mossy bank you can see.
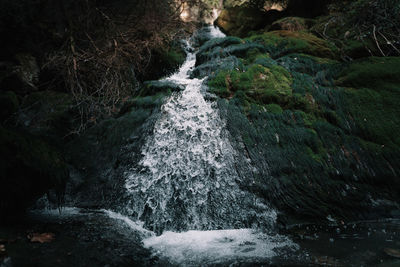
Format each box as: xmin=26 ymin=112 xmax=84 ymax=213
xmin=201 ymin=29 xmax=400 ymax=225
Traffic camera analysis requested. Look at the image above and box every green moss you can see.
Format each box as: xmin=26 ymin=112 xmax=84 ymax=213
xmin=247 ymin=30 xmax=337 ymax=59
xmin=209 ymin=63 xmax=293 ymax=104
xmin=266 ymin=103 xmax=283 ymax=114
xmin=208 ymin=70 xmax=232 ymax=98
xmin=210 ymin=25 xmax=400 ymax=223
xmin=342 ymin=39 xmax=370 ymax=59
xmin=299 ymin=111 xmax=317 ymax=127
xmin=159 ymin=48 xmax=185 ymax=70
xmin=306 ymin=146 xmax=324 ymax=163
xmin=253 ymin=53 xmax=276 ymax=67
xmin=198 ymin=36 xmax=242 ymax=54
xmin=333 ymin=57 xmax=400 ymax=148
xmin=243 ymin=48 xmax=264 ymax=64
xmin=336 ymin=57 xmax=400 ymax=89
xmin=343 ymin=87 xmax=400 ymax=148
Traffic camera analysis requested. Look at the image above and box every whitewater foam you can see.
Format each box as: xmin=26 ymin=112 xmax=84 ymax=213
xmin=143 ymin=228 xmax=298 ymax=265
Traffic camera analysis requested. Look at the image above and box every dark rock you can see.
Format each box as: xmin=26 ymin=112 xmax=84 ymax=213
xmin=17 ymin=90 xmax=76 ymax=142
xmin=197 ymin=41 xmax=266 ymax=65
xmin=192 ymin=26 xmax=225 ymax=47
xmin=285 ymin=0 xmax=330 ymax=18
xmin=140 ymin=80 xmax=185 ymax=96
xmin=141 ymin=44 xmax=186 ymax=81
xmin=63 ymin=95 xmax=163 ymax=209
xmin=0 ymin=91 xmax=19 ymax=122
xmin=191 ymin=56 xmax=243 ymax=78
xmin=0 ymin=126 xmax=69 ymax=222
xmin=0 ymin=54 xmax=39 ymax=96
xmin=215 ymin=6 xmax=276 ymax=37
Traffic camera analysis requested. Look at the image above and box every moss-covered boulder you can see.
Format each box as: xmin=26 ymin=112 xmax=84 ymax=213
xmin=192 ymin=55 xmax=243 ymax=79
xmin=336 ymin=57 xmax=400 ymax=89
xmin=64 ymin=93 xmax=165 ymax=208
xmin=196 ymin=41 xmax=266 ymax=66
xmin=138 ymin=80 xmax=185 ymax=97
xmin=336 ymin=57 xmax=400 ymax=148
xmin=215 ymin=6 xmax=270 ymax=37
xmin=209 ymin=62 xmax=293 ymax=105
xmin=18 ymin=90 xmax=76 ymax=140
xmin=0 ymin=126 xmax=68 ymax=221
xmin=203 ymin=34 xmax=400 ymax=225
xmin=247 ymin=30 xmax=337 ymax=59
xmin=142 ymin=44 xmax=186 ymax=81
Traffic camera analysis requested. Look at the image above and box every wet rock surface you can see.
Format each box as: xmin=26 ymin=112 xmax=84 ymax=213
xmin=0 ymin=209 xmax=166 ymax=267
xmin=0 ymin=126 xmax=68 ymax=222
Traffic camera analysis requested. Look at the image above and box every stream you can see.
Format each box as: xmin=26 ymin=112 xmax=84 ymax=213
xmin=1 ymin=26 xmax=399 ymax=267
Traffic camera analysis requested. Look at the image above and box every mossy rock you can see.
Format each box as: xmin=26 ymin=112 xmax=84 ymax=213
xmin=159 ymin=48 xmax=186 ymax=71
xmin=139 ymin=80 xmax=184 ymax=97
xmin=196 ymin=42 xmax=266 ymax=65
xmin=266 ymin=103 xmax=283 ymax=114
xmin=342 ymin=39 xmax=373 ymax=59
xmin=198 ymin=36 xmax=243 ymax=55
xmin=191 ymin=56 xmax=243 ymax=78
xmin=215 ymin=6 xmax=268 ymax=37
xmin=270 ymin=17 xmax=314 ymax=32
xmin=209 ymin=63 xmax=293 ymax=104
xmin=278 ymin=53 xmax=339 ymax=74
xmin=143 ymin=44 xmax=186 ymax=80
xmin=343 ymin=87 xmax=400 ymax=148
xmin=0 ymin=91 xmax=19 ymax=121
xmin=247 ymin=30 xmax=337 ymax=59
xmin=20 ymin=90 xmax=76 ymax=139
xmin=336 ymin=57 xmax=400 ymax=89
xmin=208 ymin=41 xmax=400 ymax=224
xmin=0 ymin=126 xmax=68 ymax=220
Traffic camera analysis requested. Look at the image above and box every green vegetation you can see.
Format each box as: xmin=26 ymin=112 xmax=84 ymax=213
xmin=336 ymin=57 xmax=400 ymax=89
xmin=206 ymin=31 xmax=400 ymax=222
xmin=209 ymin=63 xmax=293 ymax=104
xmin=247 ymin=31 xmax=337 ymax=58
xmin=336 ymin=57 xmax=400 ymax=148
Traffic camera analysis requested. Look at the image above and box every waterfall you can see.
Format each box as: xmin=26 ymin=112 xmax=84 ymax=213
xmin=124 ymin=26 xmax=276 ymax=232
xmin=121 ymin=26 xmax=297 ymax=265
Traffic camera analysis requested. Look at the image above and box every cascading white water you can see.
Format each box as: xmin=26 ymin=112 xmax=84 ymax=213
xmin=122 ymin=26 xmax=297 ymax=264
xmin=125 ymin=27 xmax=276 ymax=232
